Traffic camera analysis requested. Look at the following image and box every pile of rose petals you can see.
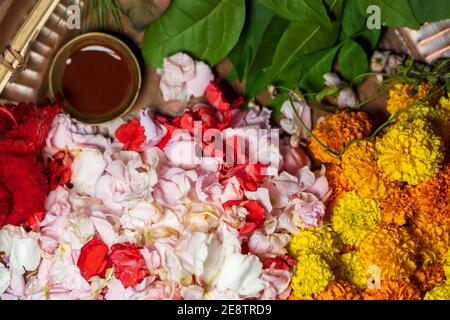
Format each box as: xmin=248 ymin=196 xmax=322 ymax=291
xmin=0 ymin=54 xmax=329 ymax=300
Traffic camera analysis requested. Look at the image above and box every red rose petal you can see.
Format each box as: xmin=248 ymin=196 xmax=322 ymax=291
xmin=77 ymin=239 xmax=109 ymax=281
xmin=115 ymin=119 xmax=146 ymax=151
xmin=263 ymin=256 xmax=296 ymax=270
xmin=47 ymin=151 xmax=73 ymax=192
xmin=108 ymin=242 xmax=150 ymax=288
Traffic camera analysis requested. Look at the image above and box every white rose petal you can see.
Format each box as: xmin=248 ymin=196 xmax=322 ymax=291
xmin=9 ymin=238 xmax=41 ymax=275
xmin=215 ymin=253 xmax=267 ymax=297
xmin=0 ymin=264 xmax=11 ymax=295
xmin=72 ymin=149 xmax=107 ymax=196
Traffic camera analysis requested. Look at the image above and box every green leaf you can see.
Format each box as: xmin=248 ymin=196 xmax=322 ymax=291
xmin=269 ymin=92 xmax=288 ymax=117
xmin=257 ymin=0 xmax=331 ymax=26
xmin=408 ymin=0 xmax=450 ymax=23
xmin=355 ymin=28 xmax=381 ymax=52
xmin=338 ymin=39 xmax=369 ymax=82
xmin=143 ymin=0 xmax=246 ymax=67
xmin=247 ymin=16 xmax=290 ymax=75
xmin=246 ymin=21 xmax=339 ymax=96
xmin=324 ymin=0 xmax=344 ymax=20
xmin=357 ymin=0 xmax=420 ymax=29
xmin=341 ymin=0 xmax=366 ymax=37
xmin=228 ymin=1 xmax=274 ymax=80
xmin=298 ymin=46 xmax=339 ymax=92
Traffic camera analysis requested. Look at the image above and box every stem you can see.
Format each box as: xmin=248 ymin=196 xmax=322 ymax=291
xmin=288 ymin=95 xmax=341 ymax=158
xmin=339 ymin=84 xmax=446 ymax=155
xmin=354 ymin=89 xmax=386 ymax=109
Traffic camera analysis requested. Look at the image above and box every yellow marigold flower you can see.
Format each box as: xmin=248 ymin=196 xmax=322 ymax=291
xmin=359 ymin=224 xmax=417 ymax=280
xmin=444 ymin=250 xmax=450 ymax=282
xmin=379 ymin=186 xmax=415 ymax=226
xmin=289 ymin=225 xmax=342 ymax=264
xmin=376 ymin=119 xmax=444 ymax=185
xmin=336 ymin=252 xmax=367 ymax=289
xmin=309 ymin=110 xmax=372 ymax=164
xmin=362 ymin=280 xmax=422 ymax=300
xmin=386 ymin=81 xmax=434 ymax=116
xmin=410 ymin=207 xmax=450 ymax=264
xmin=424 ymin=283 xmax=450 ymax=300
xmin=291 ymin=253 xmax=334 ymax=298
xmin=413 ymin=262 xmax=445 ymax=292
xmin=332 ymin=191 xmax=381 ymax=246
xmin=341 ymin=140 xmax=397 ymax=200
xmin=315 ymin=281 xmax=361 ymax=300
xmin=440 ymin=94 xmax=450 ymax=111
xmin=414 ymin=162 xmax=450 ymax=225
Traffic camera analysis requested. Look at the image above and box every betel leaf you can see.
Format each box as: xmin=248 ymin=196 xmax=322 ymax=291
xmin=356 ymin=28 xmax=381 ymax=52
xmin=257 ymin=0 xmax=331 ymax=26
xmin=228 ymin=1 xmax=274 ymax=80
xmin=357 ymin=0 xmax=420 ymax=29
xmin=408 ymin=0 xmax=450 ymax=23
xmin=247 ymin=16 xmax=290 ymax=76
xmin=341 ymin=0 xmax=366 ymax=38
xmin=298 ymin=46 xmax=339 ymax=92
xmin=338 ymin=39 xmax=369 ymax=82
xmin=143 ymin=0 xmax=246 ymax=67
xmin=246 ymin=21 xmax=339 ymax=96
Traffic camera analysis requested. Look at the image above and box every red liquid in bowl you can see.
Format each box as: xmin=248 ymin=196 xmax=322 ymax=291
xmin=62 ymin=43 xmax=132 ymax=116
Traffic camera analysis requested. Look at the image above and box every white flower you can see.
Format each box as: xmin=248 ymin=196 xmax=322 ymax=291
xmin=71 ymin=149 xmax=107 ymax=196
xmin=323 ymin=72 xmax=343 ymax=86
xmin=337 ymin=87 xmax=359 ymax=108
xmin=95 ymin=151 xmax=157 ymax=211
xmin=322 ymin=72 xmax=359 ymax=108
xmin=180 ymin=285 xmax=204 ymax=300
xmin=0 ymin=226 xmax=41 ymax=275
xmin=370 ymin=51 xmax=389 ymax=73
xmin=280 ymin=100 xmax=312 ymax=140
xmin=176 ymin=231 xmax=210 ymax=277
xmin=120 ymin=201 xmax=161 ymax=232
xmin=215 ymin=253 xmax=267 ymax=297
xmin=158 ymin=52 xmax=214 ymax=101
xmin=0 ymin=263 xmax=11 ymax=295
xmin=139 ymin=109 xmax=167 ymax=147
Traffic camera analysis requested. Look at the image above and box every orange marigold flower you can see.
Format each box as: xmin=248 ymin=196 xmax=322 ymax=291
xmin=379 ymin=186 xmax=415 ymax=226
xmin=359 ymin=224 xmax=417 ymax=280
xmin=309 ymin=110 xmax=372 ymax=164
xmin=325 ymin=164 xmax=352 ymax=203
xmin=315 ymin=281 xmax=361 ymax=300
xmin=410 ymin=211 xmax=450 ymax=264
xmin=342 ymin=140 xmax=397 ymax=200
xmin=414 ymin=162 xmax=450 ymax=225
xmin=413 ymin=262 xmax=446 ymax=292
xmin=362 ymin=280 xmax=422 ymax=300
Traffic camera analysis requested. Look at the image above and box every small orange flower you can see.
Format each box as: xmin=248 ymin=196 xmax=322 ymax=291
xmin=414 ymin=162 xmax=450 ymax=226
xmin=413 ymin=262 xmax=446 ymax=292
xmin=379 ymin=186 xmax=415 ymax=226
xmin=309 ymin=110 xmax=372 ymax=164
xmin=362 ymin=280 xmax=422 ymax=300
xmin=315 ymin=281 xmax=361 ymax=300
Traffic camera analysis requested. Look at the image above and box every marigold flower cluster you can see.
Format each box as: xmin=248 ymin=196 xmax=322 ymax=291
xmin=305 ymin=81 xmax=449 ymax=300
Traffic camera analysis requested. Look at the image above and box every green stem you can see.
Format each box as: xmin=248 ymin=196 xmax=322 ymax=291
xmin=339 ymin=84 xmax=446 ymax=155
xmin=288 ymin=94 xmax=341 ymax=158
